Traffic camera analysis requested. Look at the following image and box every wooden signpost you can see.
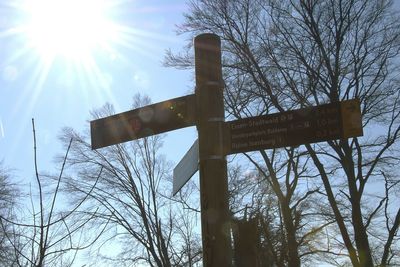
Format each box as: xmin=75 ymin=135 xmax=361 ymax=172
xmin=90 ymin=94 xmax=196 ymax=149
xmin=227 ymin=99 xmax=362 ymax=155
xmin=90 ymin=33 xmax=363 ymax=267
xmin=194 ymin=34 xmax=232 ymax=267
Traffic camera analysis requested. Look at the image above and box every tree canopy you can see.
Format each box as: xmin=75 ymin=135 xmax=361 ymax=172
xmin=166 ymin=0 xmax=400 ymax=266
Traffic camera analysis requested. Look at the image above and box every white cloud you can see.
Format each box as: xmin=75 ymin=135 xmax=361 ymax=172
xmin=132 ymin=70 xmax=150 ymax=89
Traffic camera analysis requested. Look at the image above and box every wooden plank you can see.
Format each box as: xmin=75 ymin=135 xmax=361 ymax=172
xmin=227 ymin=99 xmax=362 ymax=154
xmin=90 ymin=94 xmax=196 ymax=149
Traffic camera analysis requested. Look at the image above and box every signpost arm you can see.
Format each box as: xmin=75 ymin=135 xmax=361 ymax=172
xmin=194 ymin=33 xmax=232 ymax=266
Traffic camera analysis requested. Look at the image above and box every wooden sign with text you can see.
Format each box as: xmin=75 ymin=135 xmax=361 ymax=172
xmin=227 ymin=99 xmax=362 ymax=154
xmin=90 ymin=95 xmax=196 ymax=149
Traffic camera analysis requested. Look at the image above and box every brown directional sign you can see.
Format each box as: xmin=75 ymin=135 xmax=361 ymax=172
xmin=227 ymin=99 xmax=363 ymax=154
xmin=90 ymin=94 xmax=196 ymax=149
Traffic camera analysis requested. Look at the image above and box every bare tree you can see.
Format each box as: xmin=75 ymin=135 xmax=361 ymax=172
xmin=57 ymin=94 xmax=201 ymax=266
xmin=227 ymin=149 xmax=332 ymax=266
xmin=0 ymin=162 xmax=20 ymax=266
xmin=0 ymin=119 xmax=99 ymax=267
xmin=166 ymin=0 xmax=400 ymax=266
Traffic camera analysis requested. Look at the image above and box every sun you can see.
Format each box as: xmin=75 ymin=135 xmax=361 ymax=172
xmin=23 ymin=0 xmax=118 ymax=61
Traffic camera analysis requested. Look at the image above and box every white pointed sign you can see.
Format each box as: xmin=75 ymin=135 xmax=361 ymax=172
xmin=173 ymin=139 xmax=199 ymax=196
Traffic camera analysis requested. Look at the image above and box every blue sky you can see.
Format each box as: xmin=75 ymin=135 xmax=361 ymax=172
xmin=0 ymin=0 xmax=197 ymax=185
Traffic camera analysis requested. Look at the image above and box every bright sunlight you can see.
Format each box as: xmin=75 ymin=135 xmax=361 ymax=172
xmin=4 ymin=0 xmax=154 ymax=114
xmin=24 ymin=0 xmax=118 ymax=60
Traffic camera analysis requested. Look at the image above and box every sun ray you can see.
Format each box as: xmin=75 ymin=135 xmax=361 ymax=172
xmin=0 ymin=117 xmax=4 ymax=139
xmin=76 ymin=54 xmax=123 ymax=112
xmin=1 ymin=0 xmax=186 ymax=123
xmin=12 ymin=57 xmax=53 ymax=118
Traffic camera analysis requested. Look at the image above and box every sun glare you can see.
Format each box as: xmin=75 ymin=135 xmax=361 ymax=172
xmin=24 ymin=0 xmax=117 ymax=60
xmin=4 ymin=0 xmax=166 ymax=111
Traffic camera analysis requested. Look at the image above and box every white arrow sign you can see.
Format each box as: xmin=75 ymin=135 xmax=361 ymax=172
xmin=173 ymin=139 xmax=199 ymax=196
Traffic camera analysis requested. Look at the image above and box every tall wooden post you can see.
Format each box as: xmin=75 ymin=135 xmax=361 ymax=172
xmin=194 ymin=33 xmax=232 ymax=266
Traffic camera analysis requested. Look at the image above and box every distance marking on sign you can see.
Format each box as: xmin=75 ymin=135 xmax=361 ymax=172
xmin=226 ymin=99 xmax=362 ymax=154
